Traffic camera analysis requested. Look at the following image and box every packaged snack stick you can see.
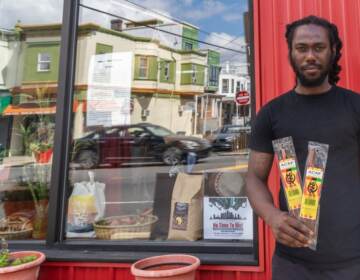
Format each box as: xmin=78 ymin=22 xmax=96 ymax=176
xmin=272 ymin=137 xmax=303 ymax=217
xmin=300 ymin=141 xmax=329 ymax=250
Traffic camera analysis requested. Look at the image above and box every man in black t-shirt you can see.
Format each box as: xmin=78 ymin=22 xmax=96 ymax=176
xmin=246 ymin=15 xmax=360 ymax=279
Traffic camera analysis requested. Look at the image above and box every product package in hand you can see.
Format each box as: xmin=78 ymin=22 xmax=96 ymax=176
xmin=272 ymin=137 xmax=303 ymax=217
xmin=299 ymin=141 xmax=329 ymax=250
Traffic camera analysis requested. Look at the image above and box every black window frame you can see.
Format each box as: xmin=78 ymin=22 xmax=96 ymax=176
xmin=8 ymin=0 xmax=259 ymax=266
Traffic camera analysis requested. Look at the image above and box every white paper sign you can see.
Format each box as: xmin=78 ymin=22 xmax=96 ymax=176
xmin=203 ymin=197 xmax=253 ymax=240
xmin=86 ymin=52 xmax=133 ymax=127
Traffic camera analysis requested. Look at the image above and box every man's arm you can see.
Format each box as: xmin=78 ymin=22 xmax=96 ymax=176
xmin=245 ymin=150 xmax=313 ymax=248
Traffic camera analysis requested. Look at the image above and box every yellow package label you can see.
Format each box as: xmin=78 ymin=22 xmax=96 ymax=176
xmin=279 ymin=159 xmax=302 ymax=210
xmin=300 ymin=167 xmax=324 ymax=220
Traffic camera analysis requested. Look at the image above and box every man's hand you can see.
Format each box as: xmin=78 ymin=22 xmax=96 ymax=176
xmin=246 ymin=150 xmax=314 ymax=248
xmin=267 ymin=209 xmax=313 ymax=248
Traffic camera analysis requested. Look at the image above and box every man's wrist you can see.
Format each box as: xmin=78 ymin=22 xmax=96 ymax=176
xmin=263 ymin=207 xmax=282 ymax=226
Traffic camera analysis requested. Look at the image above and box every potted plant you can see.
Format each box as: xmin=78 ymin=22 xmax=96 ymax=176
xmin=25 ymin=165 xmax=51 ymax=239
xmin=22 ymin=164 xmax=50 ymax=239
xmin=0 ymin=239 xmax=45 ymax=280
xmin=1 ymin=167 xmax=49 ymax=240
xmin=17 ymin=86 xmax=55 ymax=161
xmin=29 ymin=142 xmax=53 ymax=164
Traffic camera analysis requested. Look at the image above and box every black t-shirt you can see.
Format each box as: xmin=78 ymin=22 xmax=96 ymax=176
xmin=250 ymin=86 xmax=360 ymax=269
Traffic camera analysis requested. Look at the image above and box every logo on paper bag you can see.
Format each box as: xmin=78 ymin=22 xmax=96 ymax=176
xmin=172 ymin=202 xmax=188 ymax=230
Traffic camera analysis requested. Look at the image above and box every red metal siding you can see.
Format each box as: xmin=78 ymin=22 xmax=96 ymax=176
xmin=253 ymin=0 xmax=360 ymax=279
xmin=37 ymin=1 xmax=360 ymax=280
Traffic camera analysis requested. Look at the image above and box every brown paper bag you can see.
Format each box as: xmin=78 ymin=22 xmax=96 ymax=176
xmin=168 ymin=173 xmax=204 ymax=241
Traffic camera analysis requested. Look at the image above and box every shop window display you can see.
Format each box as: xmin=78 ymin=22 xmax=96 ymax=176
xmin=0 ymin=0 xmax=63 ymax=240
xmin=0 ymin=0 xmax=255 ymax=261
xmin=66 ymin=0 xmax=254 ymax=248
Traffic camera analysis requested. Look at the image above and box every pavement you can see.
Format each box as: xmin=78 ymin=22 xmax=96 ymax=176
xmin=214 ymin=149 xmax=250 ymax=157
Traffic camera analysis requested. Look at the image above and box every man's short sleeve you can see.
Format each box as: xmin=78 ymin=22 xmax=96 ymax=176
xmin=249 ymin=105 xmax=274 ymax=154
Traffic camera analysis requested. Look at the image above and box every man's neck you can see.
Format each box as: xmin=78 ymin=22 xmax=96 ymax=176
xmin=294 ymin=80 xmax=332 ymax=95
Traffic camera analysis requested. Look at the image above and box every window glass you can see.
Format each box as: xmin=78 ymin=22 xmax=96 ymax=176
xmin=139 ymin=57 xmax=148 ymax=79
xmin=38 ymin=53 xmax=51 ymax=72
xmin=0 ymin=0 xmax=63 ymax=240
xmin=184 ymin=42 xmax=193 ymax=50
xmin=164 ymin=62 xmax=170 ymax=81
xmin=236 ymin=81 xmax=241 ymax=92
xmin=66 ymin=0 xmax=253 ymax=250
xmin=222 ymin=79 xmax=229 ymax=93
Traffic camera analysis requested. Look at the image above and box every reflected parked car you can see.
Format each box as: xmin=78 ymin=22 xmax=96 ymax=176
xmin=210 ymin=125 xmax=251 ymax=151
xmin=71 ymin=123 xmax=212 ymax=168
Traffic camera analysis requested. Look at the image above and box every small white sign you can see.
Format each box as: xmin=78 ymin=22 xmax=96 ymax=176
xmin=203 ymin=197 xmax=253 ymax=240
xmin=86 ymin=52 xmax=133 ymax=127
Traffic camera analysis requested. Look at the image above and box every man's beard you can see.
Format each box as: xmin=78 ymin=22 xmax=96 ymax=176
xmin=290 ymin=56 xmax=331 ymax=88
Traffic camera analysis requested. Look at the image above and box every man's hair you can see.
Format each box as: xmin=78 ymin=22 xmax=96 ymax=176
xmin=285 ymin=15 xmax=343 ymax=85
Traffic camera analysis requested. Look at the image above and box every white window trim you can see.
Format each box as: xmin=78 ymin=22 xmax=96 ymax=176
xmin=139 ymin=56 xmax=149 ymax=79
xmin=164 ymin=62 xmax=170 ymax=81
xmin=222 ymin=79 xmax=229 ymax=93
xmin=191 ymin=64 xmax=197 ymax=84
xmin=37 ymin=53 xmax=51 ymax=72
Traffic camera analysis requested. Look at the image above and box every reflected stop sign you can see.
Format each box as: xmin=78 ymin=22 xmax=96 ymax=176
xmin=235 ymin=91 xmax=250 ymax=105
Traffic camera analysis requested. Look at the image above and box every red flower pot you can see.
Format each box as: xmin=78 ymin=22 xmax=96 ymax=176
xmin=0 ymin=251 xmax=45 ymax=280
xmin=34 ymin=149 xmax=53 ymax=163
xmin=131 ymin=254 xmax=200 ymax=280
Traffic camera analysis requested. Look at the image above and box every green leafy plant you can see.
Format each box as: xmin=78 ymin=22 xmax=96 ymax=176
xmin=0 ymin=239 xmax=37 ymax=267
xmin=17 ymin=86 xmax=55 ymax=157
xmin=29 ymin=142 xmax=52 ymax=154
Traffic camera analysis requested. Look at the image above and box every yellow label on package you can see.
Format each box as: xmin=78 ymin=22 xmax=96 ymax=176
xmin=300 ymin=167 xmax=324 ymax=220
xmin=279 ymin=158 xmax=302 ymax=210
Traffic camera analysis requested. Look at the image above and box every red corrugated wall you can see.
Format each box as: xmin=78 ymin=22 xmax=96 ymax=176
xmin=253 ymin=0 xmax=360 ymax=279
xmin=38 ymin=1 xmax=360 ymax=279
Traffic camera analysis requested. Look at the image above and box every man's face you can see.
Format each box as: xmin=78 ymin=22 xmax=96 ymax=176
xmin=290 ymin=24 xmax=334 ymax=87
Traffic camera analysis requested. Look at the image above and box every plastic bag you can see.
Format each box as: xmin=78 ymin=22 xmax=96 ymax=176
xmin=67 ymin=171 xmax=106 ymax=233
xmin=273 ymin=137 xmax=303 ymax=217
xmin=299 ymin=141 xmax=329 ymax=250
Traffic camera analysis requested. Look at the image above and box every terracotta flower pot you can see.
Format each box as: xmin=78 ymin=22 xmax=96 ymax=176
xmin=131 ymin=254 xmax=200 ymax=280
xmin=0 ymin=251 xmax=45 ymax=280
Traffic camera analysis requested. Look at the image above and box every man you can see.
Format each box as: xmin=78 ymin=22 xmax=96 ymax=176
xmin=246 ymin=15 xmax=360 ymax=279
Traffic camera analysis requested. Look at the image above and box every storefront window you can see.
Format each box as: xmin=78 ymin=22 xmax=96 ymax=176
xmin=0 ymin=0 xmax=63 ymax=240
xmin=65 ymin=0 xmax=254 ymax=256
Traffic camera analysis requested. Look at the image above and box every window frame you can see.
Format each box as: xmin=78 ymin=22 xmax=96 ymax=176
xmin=191 ymin=64 xmax=197 ymax=84
xmin=164 ymin=61 xmax=170 ymax=81
xmin=209 ymin=65 xmax=219 ymax=85
xmin=37 ymin=52 xmax=51 ymax=72
xmin=222 ymin=78 xmax=229 ymax=93
xmin=138 ymin=56 xmax=149 ymax=79
xmin=8 ymin=0 xmax=259 ymax=267
xmin=184 ymin=41 xmax=193 ymax=50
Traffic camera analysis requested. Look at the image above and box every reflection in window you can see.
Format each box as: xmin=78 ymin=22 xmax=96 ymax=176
xmin=222 ymin=79 xmax=229 ymax=93
xmin=37 ymin=53 xmax=51 ymax=72
xmin=191 ymin=64 xmax=197 ymax=84
xmin=139 ymin=57 xmax=148 ymax=79
xmin=164 ymin=62 xmax=170 ymax=81
xmin=0 ymin=0 xmax=63 ymax=240
xmin=184 ymin=42 xmax=193 ymax=50
xmin=67 ymin=0 xmax=253 ymax=246
xmin=209 ymin=66 xmax=221 ymax=88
